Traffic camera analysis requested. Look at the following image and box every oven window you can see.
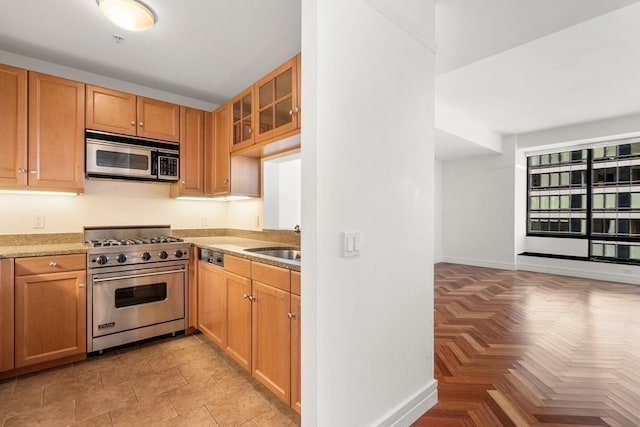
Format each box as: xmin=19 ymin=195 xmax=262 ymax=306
xmin=97 ymin=150 xmax=149 ymax=170
xmin=115 ymin=283 xmax=167 ymax=308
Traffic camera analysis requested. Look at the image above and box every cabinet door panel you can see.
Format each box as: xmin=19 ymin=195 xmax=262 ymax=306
xmin=177 ymin=107 xmax=204 ymax=195
xmin=15 ymin=270 xmax=86 ymax=368
xmin=86 ymin=85 xmax=137 ymax=136
xmin=28 ymin=72 xmax=85 ymax=192
xmin=225 ymin=271 xmax=252 ymax=372
xmin=0 ymin=64 xmax=27 ymax=187
xmin=198 ymin=261 xmax=227 ymax=347
xmin=213 ymin=104 xmax=231 ymax=195
xmin=137 ymin=97 xmax=180 ymax=142
xmin=252 ymin=281 xmax=290 ymax=404
xmin=255 ymin=58 xmax=298 ymax=143
xmin=290 ymin=293 xmax=301 ymax=414
xmin=0 ymin=259 xmax=14 ymax=372
xmin=230 ymin=88 xmax=255 ymax=152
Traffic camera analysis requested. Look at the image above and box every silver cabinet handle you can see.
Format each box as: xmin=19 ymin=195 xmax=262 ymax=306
xmin=244 ymin=294 xmax=255 ymax=302
xmin=288 ymin=312 xmax=296 ymax=319
xmin=294 ymin=107 xmax=300 ymax=113
xmin=139 ymin=122 xmax=144 ymax=126
xmin=181 ymin=180 xmax=186 ymax=184
xmin=224 ymin=179 xmax=229 ymax=183
xmin=289 ymin=110 xmax=293 ymax=116
xmin=18 ymin=168 xmax=26 ymax=173
xmin=130 ymin=120 xmax=135 ymax=126
xmin=78 ymin=283 xmax=85 ymax=288
xmin=249 ymin=295 xmax=256 ymax=302
xmin=93 ymin=268 xmax=184 ymax=283
xmin=248 ymin=128 xmax=252 ymax=134
xmin=243 ymin=293 xmax=249 ymax=299
xmin=30 ymin=170 xmax=37 ymax=174
xmin=49 ymin=261 xmax=57 ymax=267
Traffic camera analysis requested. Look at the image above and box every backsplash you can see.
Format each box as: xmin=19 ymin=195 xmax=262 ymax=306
xmin=0 ymin=229 xmax=300 ymax=247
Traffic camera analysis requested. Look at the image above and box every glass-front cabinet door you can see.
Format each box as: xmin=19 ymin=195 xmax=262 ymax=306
xmin=230 ymin=87 xmax=254 ymax=152
xmin=255 ymin=56 xmax=299 ymax=143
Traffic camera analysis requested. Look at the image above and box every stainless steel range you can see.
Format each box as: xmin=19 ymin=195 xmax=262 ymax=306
xmin=84 ymin=225 xmax=190 ymax=353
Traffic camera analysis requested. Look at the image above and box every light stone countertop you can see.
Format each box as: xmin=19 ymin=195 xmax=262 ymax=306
xmin=0 ymin=243 xmax=87 ymax=259
xmin=0 ymin=236 xmax=300 ymax=272
xmin=185 ymin=236 xmax=301 ymax=272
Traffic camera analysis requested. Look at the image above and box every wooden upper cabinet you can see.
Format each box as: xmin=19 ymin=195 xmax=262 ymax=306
xmin=137 ymin=97 xmax=180 ymax=142
xmin=213 ymin=104 xmax=231 ymax=194
xmin=28 ymin=72 xmax=85 ymax=192
xmin=86 ymin=84 xmax=180 ymax=142
xmin=0 ymin=64 xmax=27 ymax=188
xmin=172 ymin=106 xmax=204 ymax=196
xmin=255 ymin=56 xmax=299 ymax=143
xmin=230 ymin=87 xmax=255 ymax=152
xmin=86 ymin=85 xmax=137 ymax=136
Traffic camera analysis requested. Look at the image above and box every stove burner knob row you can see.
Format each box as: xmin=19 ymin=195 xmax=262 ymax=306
xmin=159 ymin=250 xmax=169 ymax=260
xmin=116 ymin=253 xmax=128 ymax=263
xmin=142 ymin=252 xmax=152 ymax=261
xmin=96 ymin=255 xmax=109 ymax=265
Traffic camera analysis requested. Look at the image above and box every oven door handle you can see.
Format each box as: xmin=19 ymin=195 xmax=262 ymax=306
xmin=92 ymin=269 xmax=185 ymax=283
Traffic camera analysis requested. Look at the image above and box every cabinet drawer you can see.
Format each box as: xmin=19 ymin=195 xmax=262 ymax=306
xmin=291 ymin=271 xmax=301 ymax=296
xmin=224 ymin=255 xmax=251 ymax=278
xmin=252 ymin=262 xmax=290 ymax=292
xmin=15 ymin=254 xmax=86 ymax=276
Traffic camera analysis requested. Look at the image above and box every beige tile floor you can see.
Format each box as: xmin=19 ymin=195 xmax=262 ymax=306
xmin=0 ymin=334 xmax=300 ymax=426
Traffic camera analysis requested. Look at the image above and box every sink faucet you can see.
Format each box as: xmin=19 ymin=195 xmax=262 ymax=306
xmin=294 ymin=225 xmax=301 ymax=233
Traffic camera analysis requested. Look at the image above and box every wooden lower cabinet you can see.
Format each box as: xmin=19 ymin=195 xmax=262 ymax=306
xmin=194 ymin=253 xmax=301 ymax=411
xmin=197 ymin=261 xmax=227 ymax=347
xmin=0 ymin=259 xmax=14 ymax=372
xmin=14 ymin=268 xmax=86 ymax=368
xmin=290 ymin=292 xmax=301 ymax=414
xmin=252 ymin=280 xmax=291 ymax=404
xmin=225 ymin=271 xmax=252 ymax=372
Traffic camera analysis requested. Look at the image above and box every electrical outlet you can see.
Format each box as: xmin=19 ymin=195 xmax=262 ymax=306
xmin=32 ymin=214 xmax=45 ymax=229
xmin=342 ymin=231 xmax=362 ymax=257
xmin=255 ymin=215 xmax=260 ymax=228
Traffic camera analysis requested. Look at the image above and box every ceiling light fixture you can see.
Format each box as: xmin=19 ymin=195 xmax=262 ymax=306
xmin=98 ymin=0 xmax=155 ymax=32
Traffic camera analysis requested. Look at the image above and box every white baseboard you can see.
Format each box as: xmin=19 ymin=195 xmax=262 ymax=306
xmin=442 ymin=256 xmax=516 ymax=271
xmin=373 ymin=380 xmax=438 ymax=427
xmin=434 ymin=256 xmax=444 ymax=264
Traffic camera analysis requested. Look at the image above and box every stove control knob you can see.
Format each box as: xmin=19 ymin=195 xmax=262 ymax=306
xmin=174 ymin=249 xmax=185 ymax=258
xmin=142 ymin=252 xmax=152 ymax=261
xmin=96 ymin=255 xmax=109 ymax=265
xmin=159 ymin=250 xmax=168 ymax=260
xmin=116 ymin=253 xmax=127 ymax=263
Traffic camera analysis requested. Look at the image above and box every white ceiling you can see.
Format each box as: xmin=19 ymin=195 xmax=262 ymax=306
xmin=0 ymin=0 xmax=301 ymax=106
xmin=435 ymin=0 xmax=640 ymax=159
xmin=1 ymin=1 xmax=639 ymax=161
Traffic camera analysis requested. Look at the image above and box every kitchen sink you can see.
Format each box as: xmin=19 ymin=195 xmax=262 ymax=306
xmin=245 ymin=247 xmax=301 ymax=262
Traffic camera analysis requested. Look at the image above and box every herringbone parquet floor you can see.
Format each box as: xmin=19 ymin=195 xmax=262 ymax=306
xmin=415 ymin=263 xmax=640 ymax=427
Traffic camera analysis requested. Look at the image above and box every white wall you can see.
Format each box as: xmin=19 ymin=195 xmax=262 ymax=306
xmin=434 ymin=160 xmax=443 ymax=262
xmin=442 ymin=142 xmax=518 ymax=270
xmin=0 ymin=179 xmax=227 ymax=234
xmin=0 ymin=50 xmax=215 ymax=111
xmin=226 ymin=198 xmax=263 ymax=231
xmin=302 ymin=0 xmax=437 ymax=425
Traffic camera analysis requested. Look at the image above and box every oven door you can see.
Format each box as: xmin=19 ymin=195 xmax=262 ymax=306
xmin=91 ymin=265 xmax=185 ymax=338
xmin=86 ymin=139 xmax=155 ymax=179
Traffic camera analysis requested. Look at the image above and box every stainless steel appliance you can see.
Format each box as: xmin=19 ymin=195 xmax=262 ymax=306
xmin=85 ymin=130 xmax=179 ymax=182
xmin=84 ymin=225 xmax=190 ymax=353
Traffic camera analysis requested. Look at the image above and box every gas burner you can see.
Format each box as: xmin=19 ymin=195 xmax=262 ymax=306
xmin=84 ymin=226 xmax=190 ymax=268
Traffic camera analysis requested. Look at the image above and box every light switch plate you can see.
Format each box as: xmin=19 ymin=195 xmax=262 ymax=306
xmin=342 ymin=231 xmax=362 ymax=257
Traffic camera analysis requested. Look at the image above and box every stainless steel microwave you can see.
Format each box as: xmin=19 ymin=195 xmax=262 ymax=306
xmin=85 ymin=130 xmax=179 ymax=182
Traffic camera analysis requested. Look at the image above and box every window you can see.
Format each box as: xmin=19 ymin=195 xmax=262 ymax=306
xmin=527 ymin=140 xmax=640 ymax=264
